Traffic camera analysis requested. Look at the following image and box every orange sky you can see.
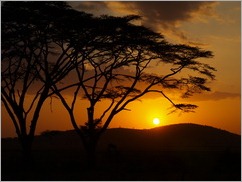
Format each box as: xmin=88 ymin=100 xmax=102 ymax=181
xmin=1 ymin=1 xmax=241 ymax=137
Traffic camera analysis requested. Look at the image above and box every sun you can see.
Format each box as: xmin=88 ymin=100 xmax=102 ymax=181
xmin=153 ymin=118 xmax=160 ymax=125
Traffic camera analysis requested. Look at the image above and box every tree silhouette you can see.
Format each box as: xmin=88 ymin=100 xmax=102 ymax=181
xmin=51 ymin=15 xmax=216 ymax=167
xmin=2 ymin=1 xmax=216 ymax=169
xmin=1 ymin=1 xmax=96 ymax=162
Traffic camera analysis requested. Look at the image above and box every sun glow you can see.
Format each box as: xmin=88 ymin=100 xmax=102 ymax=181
xmin=153 ymin=118 xmax=160 ymax=125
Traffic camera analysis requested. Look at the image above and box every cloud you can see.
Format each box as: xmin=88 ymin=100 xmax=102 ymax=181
xmin=139 ymin=90 xmax=241 ymax=103
xmin=68 ymin=1 xmax=109 ymax=16
xmin=70 ymin=1 xmax=219 ymax=44
xmin=127 ymin=1 xmax=219 ymax=44
xmin=187 ymin=91 xmax=241 ymax=102
xmin=128 ymin=2 xmax=217 ymax=24
xmin=69 ymin=2 xmax=219 ymax=24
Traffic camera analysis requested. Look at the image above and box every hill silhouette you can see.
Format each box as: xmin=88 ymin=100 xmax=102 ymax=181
xmin=2 ymin=123 xmax=241 ymax=180
xmin=2 ymin=123 xmax=240 ymax=150
xmin=99 ymin=123 xmax=240 ymax=151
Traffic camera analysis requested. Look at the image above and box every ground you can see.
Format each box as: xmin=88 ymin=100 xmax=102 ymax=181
xmin=1 ymin=124 xmax=241 ymax=180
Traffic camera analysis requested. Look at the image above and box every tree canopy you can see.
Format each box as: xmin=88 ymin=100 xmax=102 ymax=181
xmin=1 ymin=1 xmax=99 ymax=159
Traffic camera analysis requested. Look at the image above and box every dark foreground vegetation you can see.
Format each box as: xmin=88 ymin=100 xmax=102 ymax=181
xmin=2 ymin=123 xmax=241 ymax=181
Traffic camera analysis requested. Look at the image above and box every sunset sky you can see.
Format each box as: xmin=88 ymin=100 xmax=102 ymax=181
xmin=1 ymin=1 xmax=241 ymax=137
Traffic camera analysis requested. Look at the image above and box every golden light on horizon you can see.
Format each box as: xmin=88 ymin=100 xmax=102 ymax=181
xmin=153 ymin=118 xmax=160 ymax=125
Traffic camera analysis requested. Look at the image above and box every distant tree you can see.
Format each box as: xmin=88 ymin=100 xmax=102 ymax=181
xmin=52 ymin=15 xmax=216 ymax=167
xmin=1 ymin=1 xmax=95 ymax=162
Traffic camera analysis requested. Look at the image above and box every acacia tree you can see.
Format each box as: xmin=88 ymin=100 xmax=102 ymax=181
xmin=52 ymin=15 xmax=216 ymax=167
xmin=1 ymin=1 xmax=96 ymax=162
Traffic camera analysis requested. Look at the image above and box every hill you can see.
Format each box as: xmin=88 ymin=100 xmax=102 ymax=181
xmin=2 ymin=123 xmax=240 ymax=152
xmin=99 ymin=123 xmax=240 ymax=151
xmin=1 ymin=123 xmax=241 ymax=181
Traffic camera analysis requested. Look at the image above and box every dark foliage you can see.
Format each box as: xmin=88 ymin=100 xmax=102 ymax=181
xmin=1 ymin=1 xmax=96 ymax=162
